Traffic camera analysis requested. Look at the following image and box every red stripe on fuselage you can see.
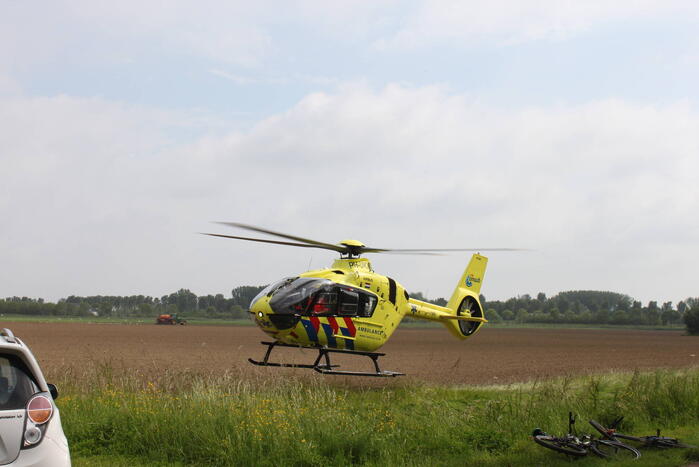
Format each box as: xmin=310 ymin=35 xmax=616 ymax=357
xmin=310 ymin=316 xmax=321 ymax=332
xmin=343 ymin=317 xmax=356 ymax=337
xmin=327 ymin=317 xmax=339 ymax=335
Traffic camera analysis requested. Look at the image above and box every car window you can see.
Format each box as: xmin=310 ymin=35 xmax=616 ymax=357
xmin=0 ymin=354 xmax=40 ymax=410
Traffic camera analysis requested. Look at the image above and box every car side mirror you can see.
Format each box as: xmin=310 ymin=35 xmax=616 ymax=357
xmin=47 ymin=383 xmax=59 ymax=400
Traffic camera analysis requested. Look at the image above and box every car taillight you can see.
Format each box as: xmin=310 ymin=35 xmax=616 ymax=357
xmin=24 ymin=425 xmax=42 ymax=445
xmin=27 ymin=395 xmax=53 ymax=424
xmin=22 ymin=394 xmax=53 ymax=448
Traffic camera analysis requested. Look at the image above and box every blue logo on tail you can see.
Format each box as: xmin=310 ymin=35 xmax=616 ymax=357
xmin=465 ymin=275 xmax=481 ymax=287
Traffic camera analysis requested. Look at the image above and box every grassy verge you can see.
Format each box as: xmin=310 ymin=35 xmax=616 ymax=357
xmin=54 ymin=365 xmax=699 ymax=466
xmin=0 ymin=314 xmax=253 ymax=326
xmin=398 ymin=320 xmax=686 ymax=331
xmin=485 ymin=322 xmax=687 ymax=331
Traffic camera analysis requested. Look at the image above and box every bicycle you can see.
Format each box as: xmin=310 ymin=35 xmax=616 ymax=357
xmin=590 ymin=416 xmax=696 ymax=449
xmin=533 ymin=412 xmax=641 ymax=459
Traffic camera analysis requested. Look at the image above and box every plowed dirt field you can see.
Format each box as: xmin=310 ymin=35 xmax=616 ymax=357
xmin=6 ymin=322 xmax=699 ymax=385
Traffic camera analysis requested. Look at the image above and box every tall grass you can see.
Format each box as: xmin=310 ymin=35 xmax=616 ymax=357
xmin=54 ymin=364 xmax=699 ymax=466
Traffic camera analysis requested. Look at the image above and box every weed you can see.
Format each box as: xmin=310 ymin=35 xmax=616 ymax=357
xmin=56 ymin=364 xmax=699 ymax=466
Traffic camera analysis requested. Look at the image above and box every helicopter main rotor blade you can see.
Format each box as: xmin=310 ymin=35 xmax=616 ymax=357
xmin=216 ymin=222 xmax=342 ymax=251
xmin=366 ymin=247 xmax=529 ymax=253
xmin=371 ymin=250 xmax=442 ymax=256
xmin=201 ymin=233 xmax=346 ymax=252
xmin=208 ymin=222 xmax=528 ymax=255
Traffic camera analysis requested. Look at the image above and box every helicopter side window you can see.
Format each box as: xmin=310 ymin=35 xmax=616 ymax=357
xmin=359 ymin=295 xmax=377 ymax=318
xmin=336 ymin=288 xmax=378 ymax=318
xmin=269 ymin=279 xmax=379 ymax=318
xmin=337 ymin=289 xmax=358 ymax=316
xmin=311 ymin=292 xmax=338 ymax=315
xmin=303 ymin=287 xmax=377 ymax=318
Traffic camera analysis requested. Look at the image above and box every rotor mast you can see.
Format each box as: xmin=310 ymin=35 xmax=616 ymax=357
xmin=338 ymin=239 xmax=365 ymax=259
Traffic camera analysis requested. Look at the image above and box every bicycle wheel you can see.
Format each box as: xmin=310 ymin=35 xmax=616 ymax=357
xmin=650 ymin=438 xmax=696 ymax=449
xmin=610 ymin=431 xmax=695 ymax=448
xmin=612 ymin=432 xmax=644 ymax=443
xmin=590 ymin=439 xmax=641 ymax=459
xmin=533 ymin=435 xmax=588 ymax=457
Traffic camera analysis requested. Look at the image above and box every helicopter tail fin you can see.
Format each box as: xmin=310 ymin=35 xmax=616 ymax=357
xmin=442 ymin=253 xmax=488 ymax=340
xmin=407 ymin=254 xmax=488 ymax=340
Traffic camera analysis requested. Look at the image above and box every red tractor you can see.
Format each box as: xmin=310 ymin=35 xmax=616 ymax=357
xmin=155 ymin=313 xmax=187 ymax=325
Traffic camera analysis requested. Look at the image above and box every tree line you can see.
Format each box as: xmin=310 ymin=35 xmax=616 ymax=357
xmin=419 ymin=290 xmax=699 ymax=332
xmin=481 ymin=291 xmax=694 ymax=326
xmin=0 ymin=286 xmax=266 ymax=320
xmin=2 ymin=287 xmax=698 ymax=333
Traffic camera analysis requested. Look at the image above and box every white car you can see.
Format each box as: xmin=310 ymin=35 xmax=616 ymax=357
xmin=0 ymin=328 xmax=70 ymax=466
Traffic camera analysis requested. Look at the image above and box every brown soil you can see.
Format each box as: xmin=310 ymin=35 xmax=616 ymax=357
xmin=5 ymin=322 xmax=699 ymax=386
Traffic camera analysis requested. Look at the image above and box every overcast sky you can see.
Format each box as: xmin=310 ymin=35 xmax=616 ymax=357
xmin=1 ymin=1 xmax=698 ymax=305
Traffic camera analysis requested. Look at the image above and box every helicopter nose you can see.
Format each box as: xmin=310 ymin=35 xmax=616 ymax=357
xmin=250 ymin=299 xmax=268 ymax=321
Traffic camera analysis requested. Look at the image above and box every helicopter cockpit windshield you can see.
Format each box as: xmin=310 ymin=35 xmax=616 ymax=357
xmin=250 ymin=276 xmax=296 ymax=310
xmin=268 ymin=277 xmax=377 ymax=319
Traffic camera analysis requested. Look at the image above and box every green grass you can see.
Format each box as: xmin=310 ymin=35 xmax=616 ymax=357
xmin=398 ymin=319 xmax=685 ymax=331
xmin=0 ymin=314 xmax=253 ymax=326
xmin=55 ymin=366 xmax=699 ymax=466
xmin=0 ymin=314 xmax=151 ymax=324
xmin=485 ymin=322 xmax=687 ymax=331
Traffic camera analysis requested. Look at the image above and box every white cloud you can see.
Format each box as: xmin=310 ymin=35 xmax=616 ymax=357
xmin=374 ymin=0 xmax=699 ymax=50
xmin=0 ymin=1 xmax=274 ymax=71
xmin=0 ymin=73 xmax=21 ymax=97
xmin=208 ymin=69 xmax=258 ymax=85
xmin=208 ymin=68 xmax=339 ymax=87
xmin=1 ymin=85 xmax=698 ymax=304
xmin=3 ymin=0 xmax=698 ymax=83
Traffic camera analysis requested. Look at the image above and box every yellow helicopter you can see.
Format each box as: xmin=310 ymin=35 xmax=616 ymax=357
xmin=204 ymin=222 xmax=519 ymax=377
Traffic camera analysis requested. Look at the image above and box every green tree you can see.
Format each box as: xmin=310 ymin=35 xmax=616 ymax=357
xmin=684 ymin=303 xmax=699 ymax=335
xmin=611 ymin=310 xmax=629 ymax=324
xmin=230 ymin=304 xmax=248 ymax=319
xmin=231 ymin=285 xmax=267 ymax=308
xmin=595 ymin=308 xmax=610 ymax=324
xmin=486 ymin=309 xmax=502 ymax=323
xmin=549 ymin=307 xmax=560 ymax=322
xmin=661 ymin=309 xmax=680 ymax=325
xmin=137 ymin=303 xmax=153 ymax=317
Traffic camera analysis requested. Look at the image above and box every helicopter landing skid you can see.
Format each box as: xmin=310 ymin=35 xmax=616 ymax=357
xmin=249 ymin=341 xmax=404 ymax=377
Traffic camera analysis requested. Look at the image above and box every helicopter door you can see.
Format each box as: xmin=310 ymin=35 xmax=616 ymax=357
xmin=311 ymin=292 xmax=338 ymax=315
xmin=337 ymin=289 xmax=359 ymax=316
xmin=337 ymin=289 xmax=377 ymax=317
